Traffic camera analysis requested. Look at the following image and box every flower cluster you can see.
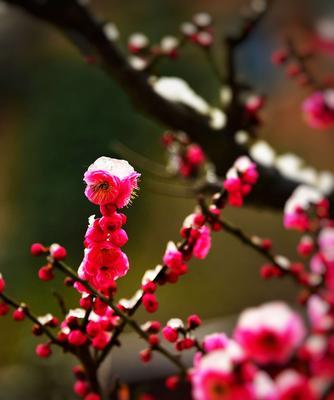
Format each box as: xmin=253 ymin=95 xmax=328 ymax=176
xmin=0 ymin=157 xmax=141 ymax=400
xmin=271 ymin=47 xmax=313 ymax=86
xmin=271 ymin=45 xmax=334 ymax=130
xmin=78 ymin=157 xmax=140 ymax=293
xmin=234 ymin=302 xmax=305 ymax=365
xmin=180 ymin=13 xmax=213 ymax=48
xmin=302 ymin=90 xmax=334 ymax=130
xmin=190 ymin=302 xmax=323 ymax=400
xmin=126 ymin=12 xmax=213 ymax=72
xmin=134 ymin=211 xmax=212 ymax=316
xmin=1 ymin=149 xmax=334 ymax=400
xmin=223 ymin=156 xmax=259 ymax=207
xmin=283 ymin=185 xmax=328 ymax=231
xmin=162 ymin=131 xmax=206 ymax=177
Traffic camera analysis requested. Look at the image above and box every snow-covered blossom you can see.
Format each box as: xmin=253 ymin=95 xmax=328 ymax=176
xmin=128 ymin=33 xmax=149 ymax=53
xmin=234 ymin=302 xmax=305 ymax=365
xmin=191 ymin=341 xmax=253 ymax=400
xmin=283 ymin=185 xmax=325 ymax=231
xmin=224 ymin=156 xmax=259 ymax=207
xmin=160 ymin=36 xmax=179 ymax=56
xmin=80 ymin=158 xmax=139 ymax=292
xmin=84 ymin=157 xmax=140 ymax=208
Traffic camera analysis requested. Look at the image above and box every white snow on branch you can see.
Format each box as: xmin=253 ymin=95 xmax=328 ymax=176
xmin=250 ymin=140 xmax=334 ymax=195
xmin=150 ymin=77 xmax=226 ymax=130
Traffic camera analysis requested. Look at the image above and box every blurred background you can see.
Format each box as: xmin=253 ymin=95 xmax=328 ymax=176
xmin=0 ymin=0 xmax=334 ymax=398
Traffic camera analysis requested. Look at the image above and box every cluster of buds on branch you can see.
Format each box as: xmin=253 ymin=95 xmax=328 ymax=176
xmin=1 ymin=148 xmax=333 ymax=399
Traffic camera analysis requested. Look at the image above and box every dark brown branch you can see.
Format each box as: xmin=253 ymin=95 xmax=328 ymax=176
xmin=3 ymin=0 xmax=333 ymax=212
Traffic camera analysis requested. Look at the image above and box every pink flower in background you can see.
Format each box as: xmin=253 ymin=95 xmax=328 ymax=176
xmin=202 ymin=333 xmax=229 ymax=353
xmin=193 ymin=226 xmax=212 ymax=259
xmin=283 ymin=186 xmax=324 ymax=232
xmin=186 ymin=144 xmax=206 ymax=166
xmin=234 ymin=302 xmax=305 ymax=365
xmin=224 ymin=156 xmax=258 ymax=207
xmin=318 ymin=227 xmax=334 ymax=262
xmin=191 ymin=342 xmax=254 ymax=400
xmin=163 ymin=241 xmax=184 ymax=271
xmin=307 ymin=295 xmax=330 ymax=332
xmin=302 ymin=90 xmax=334 ymax=130
xmin=84 ymin=157 xmax=140 ymax=208
xmin=275 ymin=370 xmax=316 ymax=400
xmin=309 ymin=227 xmax=334 ymax=290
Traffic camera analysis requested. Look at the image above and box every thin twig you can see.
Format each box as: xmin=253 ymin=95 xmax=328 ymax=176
xmin=286 ymin=37 xmax=323 ymax=90
xmin=112 ymin=141 xmax=173 ymax=180
xmin=52 ymin=291 xmax=67 ymax=316
xmin=0 ymin=292 xmax=61 ymax=344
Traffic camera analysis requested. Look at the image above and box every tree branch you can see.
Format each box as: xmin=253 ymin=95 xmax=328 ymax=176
xmin=4 ymin=0 xmax=333 ymax=212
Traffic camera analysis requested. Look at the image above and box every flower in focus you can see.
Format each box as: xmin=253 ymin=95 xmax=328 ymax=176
xmin=84 ymin=157 xmax=140 ymax=208
xmin=79 ymin=243 xmax=129 ymax=291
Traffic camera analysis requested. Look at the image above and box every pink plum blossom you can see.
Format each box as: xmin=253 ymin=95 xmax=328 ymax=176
xmin=224 ymin=156 xmax=258 ymax=207
xmin=275 ymin=370 xmax=317 ymax=400
xmin=191 ymin=341 xmax=254 ymax=400
xmin=193 ymin=226 xmax=212 ymax=259
xmin=203 ymin=333 xmax=229 ymax=353
xmin=79 ymin=243 xmax=129 ymax=291
xmin=234 ymin=302 xmax=305 ymax=365
xmin=302 ymin=90 xmax=334 ymax=130
xmin=84 ymin=157 xmax=140 ymax=208
xmin=307 ymin=295 xmax=331 ymax=332
xmin=283 ymin=186 xmax=324 ymax=231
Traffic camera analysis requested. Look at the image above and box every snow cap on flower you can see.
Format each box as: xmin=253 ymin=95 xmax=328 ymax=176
xmin=224 ymin=156 xmax=258 ymax=207
xmin=283 ymin=185 xmax=324 ymax=231
xmin=84 ymin=157 xmax=140 ymax=208
xmin=128 ymin=33 xmax=149 ymax=53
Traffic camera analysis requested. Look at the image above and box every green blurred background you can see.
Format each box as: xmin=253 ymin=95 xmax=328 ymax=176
xmin=0 ymin=0 xmax=334 ymax=398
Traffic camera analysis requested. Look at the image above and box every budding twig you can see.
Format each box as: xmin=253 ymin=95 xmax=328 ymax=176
xmin=52 ymin=260 xmax=187 ymax=375
xmin=0 ymin=292 xmax=62 ymax=345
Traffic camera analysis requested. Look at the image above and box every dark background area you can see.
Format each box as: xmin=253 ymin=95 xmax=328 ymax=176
xmin=0 ymin=0 xmax=334 ymax=398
